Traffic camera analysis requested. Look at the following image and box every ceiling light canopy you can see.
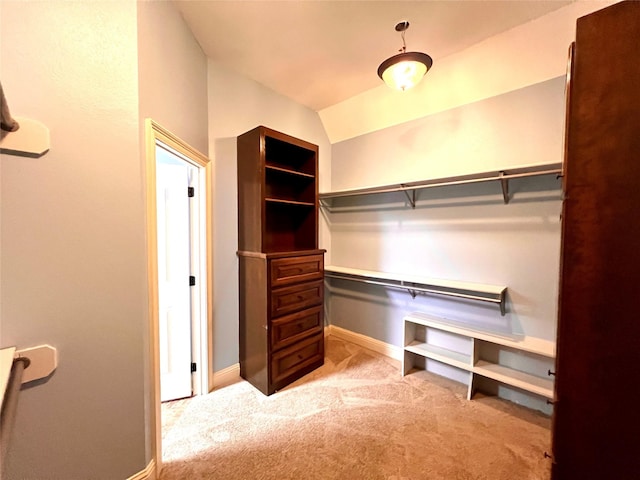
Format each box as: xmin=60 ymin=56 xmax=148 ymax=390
xmin=377 ymin=21 xmax=433 ymax=91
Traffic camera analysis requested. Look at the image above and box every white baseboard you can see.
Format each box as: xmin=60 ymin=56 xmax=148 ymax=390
xmin=212 ymin=362 xmax=240 ymax=389
xmin=327 ymin=325 xmax=403 ymax=361
xmin=126 ymin=459 xmax=156 ymax=480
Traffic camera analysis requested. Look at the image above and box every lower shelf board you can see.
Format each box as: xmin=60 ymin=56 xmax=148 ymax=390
xmin=473 ymin=360 xmax=554 ymax=399
xmin=405 ymin=342 xmax=472 ymax=371
xmin=403 ymin=350 xmax=554 ymax=399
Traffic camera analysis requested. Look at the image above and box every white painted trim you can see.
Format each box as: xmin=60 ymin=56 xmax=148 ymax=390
xmin=327 ymin=325 xmax=403 ymax=361
xmin=145 ymin=119 xmax=213 ymax=476
xmin=212 ymin=363 xmax=241 ymax=389
xmin=126 ymin=459 xmax=156 ymax=480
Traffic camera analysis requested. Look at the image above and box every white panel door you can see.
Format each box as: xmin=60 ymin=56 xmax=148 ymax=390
xmin=156 ymin=159 xmax=193 ymax=402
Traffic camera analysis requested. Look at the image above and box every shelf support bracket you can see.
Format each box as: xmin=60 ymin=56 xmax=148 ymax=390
xmin=401 ymin=187 xmax=416 ymax=209
xmin=499 ymin=291 xmax=506 ymax=316
xmin=499 ymin=172 xmax=509 ymax=204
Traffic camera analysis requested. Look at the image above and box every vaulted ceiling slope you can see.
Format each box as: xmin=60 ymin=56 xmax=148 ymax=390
xmin=175 ymin=1 xmax=573 ymax=111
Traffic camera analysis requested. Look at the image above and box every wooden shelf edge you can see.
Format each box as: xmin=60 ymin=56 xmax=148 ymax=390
xmin=266 ymin=164 xmax=315 ymax=178
xmin=265 ymin=197 xmax=315 ymax=207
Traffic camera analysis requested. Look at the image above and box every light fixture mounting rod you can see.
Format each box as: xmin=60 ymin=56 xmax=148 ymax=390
xmin=395 ymin=21 xmax=410 ymax=53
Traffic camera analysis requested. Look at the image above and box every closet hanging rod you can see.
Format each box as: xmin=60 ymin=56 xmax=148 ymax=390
xmin=319 ymin=162 xmax=562 ymax=201
xmin=0 ymin=357 xmax=30 ymax=472
xmin=324 ymin=268 xmax=507 ymax=315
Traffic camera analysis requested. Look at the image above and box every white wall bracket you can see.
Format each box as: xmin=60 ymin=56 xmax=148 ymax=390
xmin=15 ymin=345 xmax=58 ymax=384
xmin=0 ymin=116 xmax=50 ymax=158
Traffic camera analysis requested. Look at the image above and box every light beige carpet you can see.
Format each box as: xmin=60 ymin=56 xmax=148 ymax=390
xmin=160 ymin=336 xmax=551 ymax=480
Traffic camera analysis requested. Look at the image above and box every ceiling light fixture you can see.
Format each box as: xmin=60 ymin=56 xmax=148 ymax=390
xmin=377 ymin=21 xmax=433 ymax=91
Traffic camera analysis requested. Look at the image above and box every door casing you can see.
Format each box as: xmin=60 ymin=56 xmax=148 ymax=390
xmin=144 ymin=119 xmax=213 ymax=473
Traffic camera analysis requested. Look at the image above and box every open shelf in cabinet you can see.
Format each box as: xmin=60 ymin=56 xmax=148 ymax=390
xmin=403 ymin=312 xmax=555 ymax=400
xmin=264 ymin=135 xmax=317 ymax=176
xmin=264 ymin=192 xmax=317 ymax=253
xmin=265 ymin=166 xmax=316 ymax=204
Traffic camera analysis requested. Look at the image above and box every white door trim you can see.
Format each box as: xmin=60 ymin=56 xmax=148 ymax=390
xmin=144 ymin=119 xmax=213 ymax=475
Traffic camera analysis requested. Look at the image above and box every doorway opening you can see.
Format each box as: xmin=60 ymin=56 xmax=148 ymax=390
xmin=145 ymin=119 xmax=212 ymax=473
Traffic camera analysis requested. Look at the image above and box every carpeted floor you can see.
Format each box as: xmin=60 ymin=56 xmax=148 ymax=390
xmin=160 ymin=336 xmax=551 ymax=480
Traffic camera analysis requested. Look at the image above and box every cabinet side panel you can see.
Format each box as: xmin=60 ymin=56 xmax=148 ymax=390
xmin=553 ymin=2 xmax=640 ymax=478
xmin=237 ymin=129 xmax=264 ymax=252
xmin=238 ymin=255 xmax=268 ymax=394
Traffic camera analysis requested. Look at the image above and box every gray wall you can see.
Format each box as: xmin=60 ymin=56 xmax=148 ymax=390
xmin=137 ymin=1 xmax=209 ymax=154
xmin=331 ymin=77 xmax=566 ymax=190
xmin=327 ymin=77 xmax=565 ymax=412
xmin=1 ymin=1 xmax=147 ymax=478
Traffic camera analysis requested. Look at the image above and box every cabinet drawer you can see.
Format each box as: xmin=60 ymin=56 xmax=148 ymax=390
xmin=270 ymin=280 xmax=323 ymax=318
xmin=271 ymin=332 xmax=324 ymax=385
xmin=271 ymin=306 xmax=323 ymax=351
xmin=270 ymin=254 xmax=324 ymax=288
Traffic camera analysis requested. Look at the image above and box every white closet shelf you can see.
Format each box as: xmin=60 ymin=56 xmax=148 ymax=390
xmin=324 ymin=265 xmax=508 ymax=315
xmin=319 ymin=162 xmax=562 ymax=206
xmin=473 ymin=361 xmax=554 ymax=399
xmin=405 ymin=312 xmax=556 ymax=357
xmin=403 ymin=312 xmax=556 ymax=400
xmin=405 ymin=341 xmax=472 ymax=371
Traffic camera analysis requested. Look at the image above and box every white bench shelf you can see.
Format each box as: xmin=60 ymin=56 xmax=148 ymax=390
xmin=324 ymin=265 xmax=508 ymax=315
xmin=403 ymin=312 xmax=555 ymax=400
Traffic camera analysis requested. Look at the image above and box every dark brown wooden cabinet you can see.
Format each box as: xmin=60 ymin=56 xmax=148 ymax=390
xmin=237 ymin=126 xmax=324 ymax=395
xmin=552 ymin=2 xmax=640 ymax=478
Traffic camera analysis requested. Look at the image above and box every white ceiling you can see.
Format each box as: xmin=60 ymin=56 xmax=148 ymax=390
xmin=175 ymin=1 xmax=573 ymax=111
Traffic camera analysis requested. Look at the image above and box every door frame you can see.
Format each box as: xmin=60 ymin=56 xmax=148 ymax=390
xmin=144 ymin=119 xmax=213 ymax=473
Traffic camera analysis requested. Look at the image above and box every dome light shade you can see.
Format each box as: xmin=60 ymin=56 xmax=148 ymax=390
xmin=377 ymin=52 xmax=433 ymax=91
xmin=378 ymin=21 xmax=433 ymax=91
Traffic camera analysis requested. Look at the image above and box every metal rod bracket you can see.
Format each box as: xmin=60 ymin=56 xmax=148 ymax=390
xmin=401 ymin=186 xmax=416 ymax=208
xmin=499 ymin=171 xmax=509 ymax=204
